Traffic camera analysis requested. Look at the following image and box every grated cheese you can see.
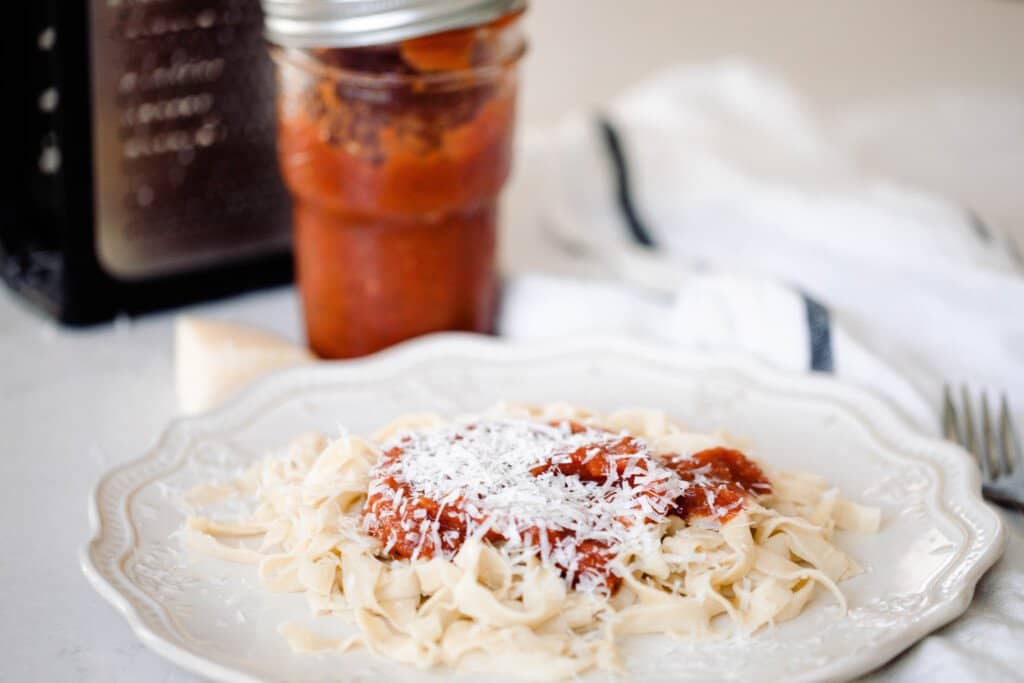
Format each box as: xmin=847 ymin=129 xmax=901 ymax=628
xmin=363 ymin=417 xmax=691 ymax=589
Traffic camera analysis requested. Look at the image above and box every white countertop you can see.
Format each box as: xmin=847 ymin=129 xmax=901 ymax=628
xmin=0 ymin=286 xmax=304 ymax=683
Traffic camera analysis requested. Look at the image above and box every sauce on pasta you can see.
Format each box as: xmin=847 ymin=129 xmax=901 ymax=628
xmin=665 ymin=447 xmax=772 ymax=522
xmin=361 ymin=419 xmax=771 ymax=592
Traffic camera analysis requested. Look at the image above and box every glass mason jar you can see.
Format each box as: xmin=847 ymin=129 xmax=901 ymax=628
xmin=263 ymin=1 xmax=526 ymax=358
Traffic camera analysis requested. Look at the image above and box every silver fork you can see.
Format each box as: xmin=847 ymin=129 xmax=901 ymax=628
xmin=943 ymin=385 xmax=1024 ymax=511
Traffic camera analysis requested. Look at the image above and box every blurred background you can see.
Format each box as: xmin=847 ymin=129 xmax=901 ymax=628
xmin=7 ymin=0 xmax=1023 ymax=327
xmin=519 ymin=0 xmax=1024 ymax=245
xmin=5 ymin=0 xmax=1023 ymax=406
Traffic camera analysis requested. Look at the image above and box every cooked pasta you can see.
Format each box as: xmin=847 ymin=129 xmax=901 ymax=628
xmin=184 ymin=403 xmax=880 ymax=679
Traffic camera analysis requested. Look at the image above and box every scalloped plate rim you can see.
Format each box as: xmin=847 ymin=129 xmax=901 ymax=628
xmin=81 ymin=332 xmax=1007 ymax=683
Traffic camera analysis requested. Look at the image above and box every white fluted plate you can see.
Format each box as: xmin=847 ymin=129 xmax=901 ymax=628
xmin=82 ymin=334 xmax=1005 ymax=683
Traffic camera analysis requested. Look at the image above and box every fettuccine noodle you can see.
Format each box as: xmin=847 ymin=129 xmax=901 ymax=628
xmin=184 ymin=403 xmax=879 ymax=679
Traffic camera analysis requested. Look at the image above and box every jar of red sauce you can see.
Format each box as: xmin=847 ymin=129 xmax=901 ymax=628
xmin=261 ymin=1 xmax=527 ymax=358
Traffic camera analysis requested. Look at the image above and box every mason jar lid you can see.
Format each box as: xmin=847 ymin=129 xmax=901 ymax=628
xmin=262 ymin=0 xmax=526 ymax=48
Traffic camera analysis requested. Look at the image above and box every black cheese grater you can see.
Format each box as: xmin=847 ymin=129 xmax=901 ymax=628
xmin=3 ymin=1 xmax=292 ymax=325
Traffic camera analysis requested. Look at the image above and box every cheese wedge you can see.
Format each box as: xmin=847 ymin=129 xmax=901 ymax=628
xmin=175 ymin=316 xmax=315 ymax=415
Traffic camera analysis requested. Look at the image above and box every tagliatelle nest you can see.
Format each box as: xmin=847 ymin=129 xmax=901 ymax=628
xmin=184 ymin=402 xmax=880 ymax=679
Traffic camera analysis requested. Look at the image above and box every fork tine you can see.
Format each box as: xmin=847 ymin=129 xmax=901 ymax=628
xmin=943 ymin=384 xmax=962 ymax=443
xmin=1001 ymin=393 xmax=1020 ymax=474
xmin=981 ymin=391 xmax=999 ymax=478
xmin=961 ymin=386 xmax=989 ymax=481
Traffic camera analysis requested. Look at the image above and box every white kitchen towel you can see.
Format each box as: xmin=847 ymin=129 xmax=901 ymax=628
xmin=501 ymin=272 xmax=938 ymax=431
xmin=501 ymin=61 xmax=1024 ymax=428
xmin=498 ymin=61 xmax=1024 ymax=683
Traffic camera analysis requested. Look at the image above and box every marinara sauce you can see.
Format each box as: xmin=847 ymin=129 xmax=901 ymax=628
xmin=664 ymin=447 xmax=772 ymax=522
xmin=270 ymin=11 xmax=525 ymax=358
xmin=361 ymin=419 xmax=773 ymax=594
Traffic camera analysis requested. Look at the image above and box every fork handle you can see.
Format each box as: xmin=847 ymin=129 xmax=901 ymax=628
xmin=983 ymin=485 xmax=1024 ymax=512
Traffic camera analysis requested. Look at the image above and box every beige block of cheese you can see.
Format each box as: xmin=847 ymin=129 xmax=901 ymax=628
xmin=175 ymin=316 xmax=315 ymax=415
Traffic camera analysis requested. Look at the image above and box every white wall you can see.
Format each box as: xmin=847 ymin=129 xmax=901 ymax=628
xmin=520 ymin=0 xmax=1024 ymax=124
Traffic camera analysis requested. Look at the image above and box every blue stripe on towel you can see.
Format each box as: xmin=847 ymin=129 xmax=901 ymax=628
xmin=966 ymin=210 xmax=992 ymax=242
xmin=597 ymin=117 xmax=657 ymax=249
xmin=802 ymin=293 xmax=834 ymax=373
xmin=969 ymin=209 xmax=1024 ymax=268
